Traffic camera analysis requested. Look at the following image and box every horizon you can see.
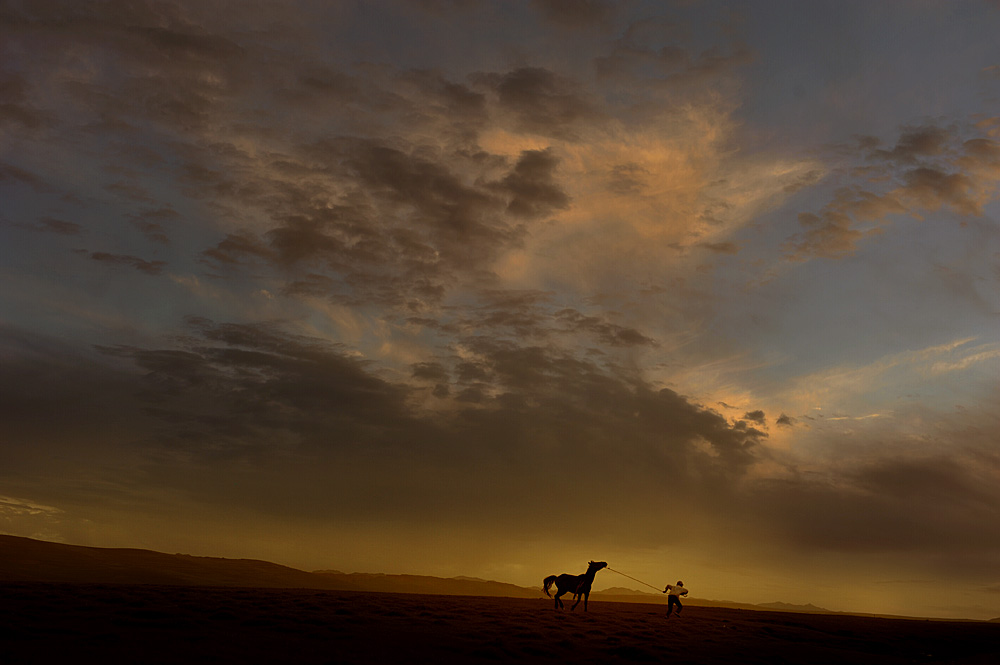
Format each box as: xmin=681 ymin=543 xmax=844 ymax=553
xmin=2 ymin=533 xmax=980 ymax=621
xmin=1 ymin=532 xmax=992 ymax=622
xmin=2 ymin=1 xmax=1000 ymax=622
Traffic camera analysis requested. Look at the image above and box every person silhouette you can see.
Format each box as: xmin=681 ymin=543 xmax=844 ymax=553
xmin=663 ymin=580 xmax=688 ymax=618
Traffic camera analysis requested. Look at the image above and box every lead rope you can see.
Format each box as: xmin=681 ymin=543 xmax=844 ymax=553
xmin=606 ymin=566 xmax=662 ymax=592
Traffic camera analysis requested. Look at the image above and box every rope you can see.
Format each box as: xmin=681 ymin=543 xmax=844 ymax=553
xmin=606 ymin=566 xmax=662 ymax=592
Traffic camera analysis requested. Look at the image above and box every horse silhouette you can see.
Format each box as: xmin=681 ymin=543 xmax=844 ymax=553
xmin=542 ymin=561 xmax=607 ymax=611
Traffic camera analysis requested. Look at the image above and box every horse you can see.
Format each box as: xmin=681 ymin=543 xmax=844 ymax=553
xmin=542 ymin=561 xmax=607 ymax=611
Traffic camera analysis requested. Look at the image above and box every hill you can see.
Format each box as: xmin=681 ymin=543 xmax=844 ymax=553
xmin=0 ymin=535 xmax=539 ymax=597
xmin=0 ymin=534 xmax=341 ymax=589
xmin=312 ymin=570 xmax=539 ymax=597
xmin=0 ymin=535 xmax=833 ymax=614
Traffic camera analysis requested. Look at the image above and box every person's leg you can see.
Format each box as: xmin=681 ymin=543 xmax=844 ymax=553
xmin=676 ymin=596 xmax=683 ymax=615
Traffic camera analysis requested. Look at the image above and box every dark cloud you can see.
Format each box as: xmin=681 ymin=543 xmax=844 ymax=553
xmin=594 ymin=15 xmax=752 ymax=88
xmin=782 ymin=168 xmax=823 ymax=194
xmin=785 ymin=123 xmax=1000 ymax=260
xmin=776 ymin=413 xmax=796 ymax=427
xmin=104 ymin=181 xmax=156 ymax=203
xmin=0 ymin=72 xmax=52 ymax=130
xmin=128 ymin=208 xmax=177 ymax=245
xmin=870 ymin=125 xmax=951 ymax=164
xmin=742 ymin=410 xmax=766 ymax=425
xmin=399 ymin=69 xmax=489 ymax=131
xmin=473 ymin=67 xmax=600 ymax=140
xmin=338 ymin=139 xmax=503 ymax=243
xmin=410 ymin=0 xmax=481 ymax=15
xmin=95 ymin=320 xmax=414 ymax=458
xmin=1 ymin=1 xmax=250 ymax=139
xmin=6 ymin=3 xmax=582 ymax=314
xmin=900 ymin=167 xmax=979 ymax=215
xmin=33 ymin=217 xmax=82 ymax=235
xmin=607 ymin=162 xmax=649 ymax=195
xmin=784 ymin=210 xmax=869 ymax=260
xmin=459 ymin=290 xmax=555 ymax=338
xmin=411 ymin=361 xmax=450 ymax=383
xmin=555 ymin=308 xmax=658 ymax=347
xmin=194 ymin=139 xmax=568 ymax=307
xmin=491 ymin=148 xmax=570 ymax=218
xmin=90 ymin=251 xmax=166 ymax=275
xmin=0 ymin=163 xmax=50 ymax=191
xmin=0 ymin=319 xmax=787 ymax=557
xmin=403 ymin=290 xmax=659 ymax=350
xmin=531 ymin=0 xmax=615 ymax=28
xmin=698 ymin=241 xmax=739 ymax=254
xmin=853 ymin=456 xmax=992 ymax=507
xmin=201 ymin=233 xmax=273 ymax=266
xmin=959 ymin=137 xmax=1000 ymax=170
xmin=0 ymin=318 xmax=760 ymax=529
xmin=442 ymin=335 xmax=764 ymax=490
xmin=750 ymin=453 xmax=1000 ymax=566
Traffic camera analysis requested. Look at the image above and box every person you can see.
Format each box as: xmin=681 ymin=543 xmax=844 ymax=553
xmin=663 ymin=580 xmax=688 ymax=618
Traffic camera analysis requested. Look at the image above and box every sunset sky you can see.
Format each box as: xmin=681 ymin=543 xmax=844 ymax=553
xmin=3 ymin=0 xmax=1000 ymax=620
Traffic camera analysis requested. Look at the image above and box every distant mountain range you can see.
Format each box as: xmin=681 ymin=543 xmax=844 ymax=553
xmin=1 ymin=535 xmax=834 ymax=614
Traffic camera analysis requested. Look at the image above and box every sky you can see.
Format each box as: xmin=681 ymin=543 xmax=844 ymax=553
xmin=2 ymin=0 xmax=1000 ymax=620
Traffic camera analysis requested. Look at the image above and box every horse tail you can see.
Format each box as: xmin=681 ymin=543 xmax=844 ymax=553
xmin=543 ymin=575 xmax=558 ymax=597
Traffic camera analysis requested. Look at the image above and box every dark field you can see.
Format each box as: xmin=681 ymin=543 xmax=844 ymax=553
xmin=2 ymin=583 xmax=998 ymax=664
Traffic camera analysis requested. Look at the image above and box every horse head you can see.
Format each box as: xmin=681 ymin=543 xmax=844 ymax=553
xmin=588 ymin=561 xmax=608 ymax=571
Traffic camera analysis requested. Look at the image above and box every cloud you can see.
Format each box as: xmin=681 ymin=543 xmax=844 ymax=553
xmin=901 ymin=167 xmax=980 ymax=215
xmin=775 ymin=413 xmax=796 ymax=427
xmin=1 ymin=1 xmax=251 ymax=143
xmin=129 ymin=208 xmax=178 ymax=245
xmin=31 ymin=217 xmax=82 ymax=235
xmin=785 ymin=209 xmax=873 ymax=260
xmin=870 ymin=125 xmax=951 ymax=164
xmin=0 ymin=495 xmax=68 ymax=544
xmin=1 ymin=0 xmax=781 ymax=345
xmin=0 ymin=162 xmax=50 ymax=191
xmin=593 ymin=15 xmax=753 ymax=93
xmin=0 ymin=495 xmax=63 ymax=518
xmin=531 ymin=0 xmax=615 ymax=29
xmin=555 ymin=308 xmax=657 ymax=347
xmin=472 ymin=67 xmax=601 ymax=140
xmin=747 ymin=445 xmax=1000 ymax=570
xmin=411 ymin=361 xmax=450 ymax=383
xmin=697 ymin=241 xmax=739 ymax=254
xmin=769 ymin=337 xmax=996 ymax=429
xmin=785 ymin=123 xmax=1000 ymax=260
xmin=490 ymin=148 xmax=570 ymax=218
xmin=0 ymin=72 xmax=52 ymax=130
xmin=0 ymin=317 xmax=768 ymax=542
xmin=89 ymin=252 xmax=166 ymax=275
xmin=192 ymin=136 xmax=572 ymax=309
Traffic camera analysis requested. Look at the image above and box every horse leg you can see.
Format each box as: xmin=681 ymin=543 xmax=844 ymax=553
xmin=554 ymin=589 xmax=565 ymax=609
xmin=583 ymin=591 xmax=589 ymax=611
xmin=571 ymin=592 xmax=581 ymax=611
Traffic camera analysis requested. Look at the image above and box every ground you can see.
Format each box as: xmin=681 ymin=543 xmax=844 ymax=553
xmin=3 ymin=583 xmax=998 ymax=664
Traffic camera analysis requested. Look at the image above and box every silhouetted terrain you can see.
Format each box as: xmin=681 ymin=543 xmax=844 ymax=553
xmin=0 ymin=535 xmax=340 ymax=588
xmin=5 ymin=536 xmax=1000 ymax=663
xmin=0 ymin=535 xmax=797 ymax=610
xmin=0 ymin=535 xmax=542 ymax=596
xmin=4 ymin=582 xmax=1000 ymax=664
xmin=0 ymin=536 xmax=975 ymax=619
